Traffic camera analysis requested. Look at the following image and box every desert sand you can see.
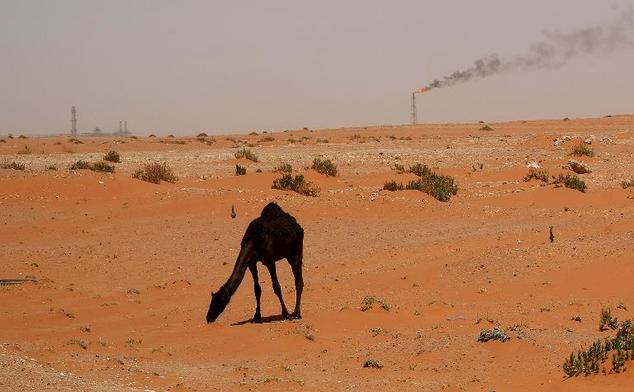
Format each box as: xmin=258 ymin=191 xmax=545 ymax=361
xmin=1 ymin=116 xmax=633 ymax=391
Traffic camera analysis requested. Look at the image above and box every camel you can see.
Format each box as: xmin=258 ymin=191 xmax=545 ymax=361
xmin=206 ymin=202 xmax=304 ymax=323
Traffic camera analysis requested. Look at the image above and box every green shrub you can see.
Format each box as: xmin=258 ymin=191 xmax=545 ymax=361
xmin=272 ymin=174 xmax=319 ymax=197
xmin=383 ymin=181 xmax=404 ymax=191
xmin=274 ymin=163 xmax=293 ymax=174
xmin=234 ymin=148 xmax=258 ymax=162
xmin=69 ymin=160 xmax=92 ymax=170
xmin=553 ymin=174 xmax=587 ymax=193
xmin=1 ymin=161 xmax=25 ymax=170
xmin=600 ymin=307 xmax=619 ymax=331
xmin=133 ymin=162 xmax=177 ymax=184
xmin=103 ymin=150 xmax=121 ymax=163
xmin=524 ymin=168 xmax=550 ymax=182
xmin=235 ymin=164 xmax=246 ymax=176
xmin=570 ymin=143 xmax=594 ymax=157
xmin=91 ymin=161 xmax=115 ymax=173
xmin=311 ymin=157 xmax=337 ymax=177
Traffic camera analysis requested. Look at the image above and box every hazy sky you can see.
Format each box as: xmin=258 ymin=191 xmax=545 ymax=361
xmin=2 ymin=0 xmax=633 ymax=135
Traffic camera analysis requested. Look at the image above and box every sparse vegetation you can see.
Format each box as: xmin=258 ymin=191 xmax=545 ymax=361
xmin=480 ymin=124 xmax=494 ymax=131
xmin=360 ymin=296 xmax=391 ymax=311
xmin=249 ymin=131 xmax=258 ymax=136
xmin=69 ymin=160 xmax=92 ymax=170
xmin=524 ymin=168 xmax=550 ymax=182
xmin=600 ymin=307 xmax=619 ymax=331
xmin=570 ymin=143 xmax=594 ymax=157
xmin=66 ymin=339 xmax=88 ymax=350
xmin=563 ymin=317 xmax=634 ymax=377
xmin=235 ymin=164 xmax=246 ymax=176
xmin=316 ymin=138 xmax=329 ymax=143
xmin=311 ymin=157 xmax=337 ymax=177
xmin=18 ymin=135 xmax=27 ymax=139
xmin=621 ymin=179 xmax=634 ymax=189
xmin=391 ymin=163 xmax=405 ymax=173
xmin=273 ymin=162 xmax=293 ymax=174
xmin=478 ymin=327 xmax=510 ymax=342
xmin=272 ymin=174 xmax=319 ymax=197
xmin=553 ymin=174 xmax=587 ymax=193
xmin=133 ymin=162 xmax=177 ymax=184
xmin=68 ymin=137 xmax=83 ymax=144
xmin=234 ymin=148 xmax=258 ymax=162
xmin=45 ymin=165 xmax=57 ymax=171
xmin=363 ymin=359 xmax=384 ymax=369
xmin=0 ymin=139 xmax=6 ymax=143
xmin=197 ymin=132 xmax=208 ymax=138
xmin=91 ymin=161 xmax=115 ymax=173
xmin=103 ymin=150 xmax=121 ymax=163
xmin=260 ymin=136 xmax=275 ymax=142
xmin=1 ymin=161 xmax=25 ymax=170
xmin=383 ymin=163 xmax=457 ymax=202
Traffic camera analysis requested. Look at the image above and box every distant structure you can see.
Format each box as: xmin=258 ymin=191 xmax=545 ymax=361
xmin=71 ymin=106 xmax=77 ymax=136
xmin=119 ymin=121 xmax=123 ymax=134
xmin=115 ymin=120 xmax=132 ymax=136
xmin=410 ymin=93 xmax=417 ymax=125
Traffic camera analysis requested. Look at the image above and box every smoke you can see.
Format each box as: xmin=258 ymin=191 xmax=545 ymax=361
xmin=424 ymin=11 xmax=634 ymax=90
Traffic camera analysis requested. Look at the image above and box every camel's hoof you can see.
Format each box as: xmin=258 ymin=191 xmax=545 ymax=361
xmin=290 ymin=311 xmax=302 ymax=320
xmin=282 ymin=311 xmax=290 ymax=320
xmin=251 ymin=315 xmax=262 ymax=323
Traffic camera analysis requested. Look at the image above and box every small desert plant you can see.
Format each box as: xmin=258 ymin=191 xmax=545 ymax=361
xmin=0 ymin=139 xmax=6 ymax=143
xmin=133 ymin=162 xmax=177 ymax=184
xmin=383 ymin=164 xmax=458 ymax=201
xmin=272 ymin=174 xmax=319 ymax=197
xmin=316 ymin=138 xmax=329 ymax=143
xmin=248 ymin=131 xmax=258 ymax=136
xmin=383 ymin=181 xmax=404 ymax=191
xmin=17 ymin=145 xmax=31 ymax=155
xmin=1 ymin=161 xmax=25 ymax=170
xmin=524 ymin=168 xmax=550 ymax=182
xmin=66 ymin=339 xmax=88 ymax=350
xmin=234 ymin=148 xmax=258 ymax=162
xmin=103 ymin=150 xmax=121 ymax=163
xmin=235 ymin=164 xmax=247 ymax=176
xmin=197 ymin=132 xmax=208 ymax=138
xmin=600 ymin=307 xmax=619 ymax=331
xmin=570 ymin=143 xmax=594 ymax=157
xmin=148 ymin=134 xmax=156 ymax=138
xmin=621 ymin=179 xmax=634 ymax=189
xmin=311 ymin=157 xmax=337 ymax=177
xmin=68 ymin=137 xmax=83 ymax=144
xmin=563 ymin=318 xmax=634 ymax=377
xmin=69 ymin=160 xmax=92 ymax=170
xmin=167 ymin=134 xmax=175 ymax=138
xmin=360 ymin=296 xmax=391 ymax=311
xmin=45 ymin=165 xmax=57 ymax=171
xmin=480 ymin=124 xmax=494 ymax=131
xmin=391 ymin=163 xmax=405 ymax=173
xmin=478 ymin=327 xmax=510 ymax=342
xmin=363 ymin=359 xmax=384 ymax=369
xmin=90 ymin=161 xmax=115 ymax=173
xmin=553 ymin=174 xmax=587 ymax=193
xmin=260 ymin=136 xmax=275 ymax=142
xmin=274 ymin=162 xmax=293 ymax=174
xmin=18 ymin=135 xmax=27 ymax=139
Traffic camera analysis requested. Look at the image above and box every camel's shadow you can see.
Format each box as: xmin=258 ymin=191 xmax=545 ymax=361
xmin=231 ymin=314 xmax=287 ymax=326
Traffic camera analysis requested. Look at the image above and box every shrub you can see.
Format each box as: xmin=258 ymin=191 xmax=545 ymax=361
xmin=235 ymin=164 xmax=246 ymax=176
xmin=148 ymin=134 xmax=156 ymax=138
xmin=103 ymin=150 xmax=121 ymax=163
xmin=248 ymin=131 xmax=258 ymax=136
xmin=383 ymin=181 xmax=404 ymax=191
xmin=316 ymin=138 xmax=329 ymax=143
xmin=69 ymin=160 xmax=92 ymax=170
xmin=0 ymin=139 xmax=5 ymax=143
xmin=524 ymin=168 xmax=550 ymax=182
xmin=363 ymin=359 xmax=384 ymax=369
xmin=563 ymin=318 xmax=634 ymax=377
xmin=272 ymin=174 xmax=319 ymax=197
xmin=570 ymin=143 xmax=594 ymax=157
xmin=600 ymin=307 xmax=619 ymax=331
xmin=360 ymin=296 xmax=391 ymax=311
xmin=621 ymin=179 xmax=634 ymax=189
xmin=1 ymin=161 xmax=25 ymax=170
xmin=45 ymin=165 xmax=57 ymax=171
xmin=69 ymin=137 xmax=83 ymax=144
xmin=197 ymin=132 xmax=208 ymax=138
xmin=167 ymin=134 xmax=175 ymax=138
xmin=274 ymin=163 xmax=293 ymax=174
xmin=553 ymin=174 xmax=587 ymax=193
xmin=478 ymin=327 xmax=510 ymax=342
xmin=391 ymin=163 xmax=405 ymax=173
xmin=234 ymin=148 xmax=258 ymax=162
xmin=260 ymin=136 xmax=275 ymax=142
xmin=18 ymin=135 xmax=27 ymax=139
xmin=382 ymin=163 xmax=458 ymax=202
xmin=480 ymin=125 xmax=494 ymax=131
xmin=133 ymin=162 xmax=176 ymax=184
xmin=17 ymin=145 xmax=31 ymax=155
xmin=311 ymin=157 xmax=337 ymax=177
xmin=91 ymin=161 xmax=115 ymax=173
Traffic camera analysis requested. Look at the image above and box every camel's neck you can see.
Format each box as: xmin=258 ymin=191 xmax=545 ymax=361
xmin=220 ymin=241 xmax=254 ymax=298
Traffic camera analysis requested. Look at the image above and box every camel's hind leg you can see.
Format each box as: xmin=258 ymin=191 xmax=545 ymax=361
xmin=265 ymin=263 xmax=289 ymax=319
xmin=248 ymin=262 xmax=262 ymax=323
xmin=288 ymin=253 xmax=303 ymax=319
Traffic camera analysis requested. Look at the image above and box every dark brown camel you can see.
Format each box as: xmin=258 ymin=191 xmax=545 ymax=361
xmin=206 ymin=202 xmax=304 ymax=323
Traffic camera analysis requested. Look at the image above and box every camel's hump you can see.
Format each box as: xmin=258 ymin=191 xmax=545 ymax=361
xmin=260 ymin=202 xmax=285 ymax=218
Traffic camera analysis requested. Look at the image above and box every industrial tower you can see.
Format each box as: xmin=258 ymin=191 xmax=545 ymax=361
xmin=71 ymin=106 xmax=77 ymax=136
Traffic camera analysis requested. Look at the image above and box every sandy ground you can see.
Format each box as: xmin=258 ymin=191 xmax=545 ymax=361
xmin=1 ymin=116 xmax=633 ymax=391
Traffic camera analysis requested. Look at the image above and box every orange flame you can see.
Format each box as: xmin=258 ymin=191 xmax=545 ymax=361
xmin=414 ymin=87 xmax=432 ymax=94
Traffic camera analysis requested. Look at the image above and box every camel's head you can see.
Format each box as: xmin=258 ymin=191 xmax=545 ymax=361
xmin=206 ymin=289 xmax=229 ymax=323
